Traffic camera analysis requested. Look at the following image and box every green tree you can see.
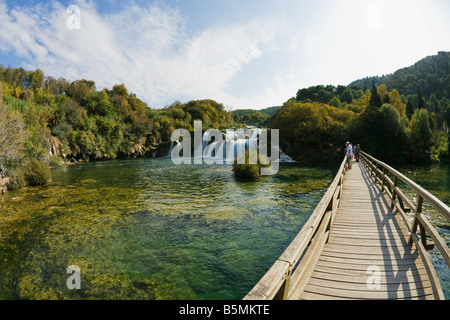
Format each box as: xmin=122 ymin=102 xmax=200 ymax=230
xmin=379 ymin=104 xmax=409 ymax=162
xmin=28 ymin=69 xmax=44 ymax=89
xmin=112 ymin=83 xmax=128 ymax=97
xmin=406 ymin=96 xmax=415 ymax=119
xmin=340 ymin=90 xmax=353 ymax=104
xmin=87 ymin=90 xmax=112 ymax=116
xmin=369 ymin=81 xmax=382 ymax=108
xmin=272 ymin=101 xmax=353 ymax=161
xmin=409 ymin=108 xmax=432 ymax=162
xmin=66 ymin=80 xmax=92 ymax=106
xmin=417 ymin=87 xmax=425 ymax=109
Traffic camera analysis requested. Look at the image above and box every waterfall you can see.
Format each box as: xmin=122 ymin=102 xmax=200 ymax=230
xmin=168 ymin=127 xmax=296 ymax=163
xmin=278 ymin=147 xmax=296 ymax=163
xmin=167 ymin=140 xmax=179 ymax=158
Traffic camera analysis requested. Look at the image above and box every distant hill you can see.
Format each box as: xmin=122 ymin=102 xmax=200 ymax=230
xmin=231 ymin=106 xmax=281 ymax=127
xmin=350 ymin=51 xmax=450 ymax=100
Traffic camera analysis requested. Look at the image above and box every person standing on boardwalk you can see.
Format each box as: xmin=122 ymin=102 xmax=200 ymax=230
xmin=345 ymin=142 xmax=353 ymax=170
xmin=355 ymin=144 xmax=361 ymax=162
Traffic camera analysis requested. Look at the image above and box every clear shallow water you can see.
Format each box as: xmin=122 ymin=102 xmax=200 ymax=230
xmin=0 ymin=158 xmax=337 ymax=300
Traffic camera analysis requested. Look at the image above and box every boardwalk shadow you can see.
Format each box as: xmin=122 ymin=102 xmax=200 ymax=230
xmin=358 ymin=162 xmax=426 ymax=300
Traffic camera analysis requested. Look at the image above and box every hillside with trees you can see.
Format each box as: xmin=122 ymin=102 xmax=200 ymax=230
xmin=0 ymin=67 xmax=236 ymax=188
xmin=351 ymin=52 xmax=450 ymax=100
xmin=231 ymin=106 xmax=280 ymax=127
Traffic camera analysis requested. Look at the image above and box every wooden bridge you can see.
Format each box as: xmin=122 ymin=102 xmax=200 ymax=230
xmin=244 ymin=152 xmax=450 ymax=300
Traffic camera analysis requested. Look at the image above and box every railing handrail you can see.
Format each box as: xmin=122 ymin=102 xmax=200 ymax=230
xmin=360 ymin=151 xmax=450 ymax=221
xmin=244 ymin=156 xmax=348 ymax=300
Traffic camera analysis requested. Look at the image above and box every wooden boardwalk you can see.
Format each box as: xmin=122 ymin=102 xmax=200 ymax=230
xmin=299 ymin=162 xmax=432 ymax=300
xmin=244 ymin=152 xmax=450 ymax=300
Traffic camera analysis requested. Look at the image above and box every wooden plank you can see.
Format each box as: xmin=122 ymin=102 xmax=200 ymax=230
xmin=331 ymin=219 xmax=401 ymax=226
xmin=331 ymin=221 xmax=401 ymax=228
xmin=330 ymin=228 xmax=404 ymax=236
xmin=333 ymin=211 xmax=391 ymax=216
xmin=319 ymin=250 xmax=421 ymax=262
xmin=302 ymin=284 xmax=433 ymax=300
xmin=323 ymin=243 xmax=417 ymax=255
xmin=308 ymin=276 xmax=432 ymax=292
xmin=317 ymin=255 xmax=422 ymax=267
xmin=300 ymin=291 xmax=358 ymax=300
xmin=331 ymin=219 xmax=402 ymax=226
xmin=329 ymin=231 xmax=406 ymax=239
xmin=328 ymin=240 xmax=414 ymax=252
xmin=315 ymin=260 xmax=426 ymax=273
xmin=313 ymin=264 xmax=428 ymax=277
xmin=328 ymin=232 xmax=407 ymax=241
xmin=331 ymin=222 xmax=402 ymax=229
xmin=310 ymin=269 xmax=430 ymax=285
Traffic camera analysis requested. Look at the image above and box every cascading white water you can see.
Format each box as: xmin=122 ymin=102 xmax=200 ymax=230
xmin=168 ymin=127 xmax=296 ymax=163
xmin=167 ymin=140 xmax=180 ymax=158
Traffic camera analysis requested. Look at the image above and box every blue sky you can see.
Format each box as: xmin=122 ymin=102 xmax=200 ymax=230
xmin=0 ymin=0 xmax=449 ymax=109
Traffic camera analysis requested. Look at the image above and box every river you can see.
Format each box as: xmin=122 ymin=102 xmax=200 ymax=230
xmin=0 ymin=158 xmax=337 ymax=299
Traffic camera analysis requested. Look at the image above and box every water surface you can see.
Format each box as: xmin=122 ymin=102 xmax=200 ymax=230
xmin=0 ymin=158 xmax=337 ymax=299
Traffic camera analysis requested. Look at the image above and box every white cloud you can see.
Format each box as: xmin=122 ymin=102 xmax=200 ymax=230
xmin=0 ymin=1 xmax=277 ymax=109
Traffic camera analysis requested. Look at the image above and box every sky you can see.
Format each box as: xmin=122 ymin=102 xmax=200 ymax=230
xmin=0 ymin=0 xmax=449 ymax=110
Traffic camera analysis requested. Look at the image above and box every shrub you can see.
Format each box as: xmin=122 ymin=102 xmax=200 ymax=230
xmin=232 ymin=151 xmax=269 ymax=181
xmin=233 ymin=162 xmax=261 ymax=180
xmin=6 ymin=168 xmax=26 ymax=190
xmin=23 ymin=159 xmax=51 ymax=186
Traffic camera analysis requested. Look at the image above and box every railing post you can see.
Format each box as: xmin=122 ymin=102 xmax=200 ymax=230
xmin=274 ymin=271 xmax=291 ymax=300
xmin=408 ymin=193 xmax=435 ymax=251
xmin=338 ymin=166 xmax=344 ymax=209
xmin=381 ymin=167 xmax=386 ymax=192
xmin=371 ymin=160 xmax=375 ymax=177
xmin=391 ymin=175 xmax=398 ymax=209
xmin=408 ymin=194 xmax=423 ymax=245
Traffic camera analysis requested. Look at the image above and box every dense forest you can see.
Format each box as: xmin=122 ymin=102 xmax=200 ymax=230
xmin=0 ymin=51 xmax=449 ymax=188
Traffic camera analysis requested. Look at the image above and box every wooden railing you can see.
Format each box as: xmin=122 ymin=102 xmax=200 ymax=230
xmin=244 ymin=156 xmax=348 ymax=300
xmin=360 ymin=151 xmax=450 ymax=300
